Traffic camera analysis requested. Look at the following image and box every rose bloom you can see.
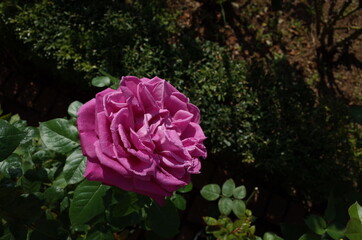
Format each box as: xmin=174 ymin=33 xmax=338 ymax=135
xmin=77 ymin=76 xmax=207 ymax=204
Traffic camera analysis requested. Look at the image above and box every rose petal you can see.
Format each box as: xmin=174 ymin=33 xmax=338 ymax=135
xmin=104 ymin=91 xmax=128 ymax=117
xmin=165 ymin=93 xmax=189 ymax=116
xmin=181 ymin=122 xmax=207 ymax=141
xmin=137 ymin=83 xmax=159 ymax=114
xmin=97 ymin=112 xmax=116 ymax=158
xmin=95 ymin=88 xmax=114 ymax=114
xmin=84 ymin=156 xmax=135 ymax=193
xmin=122 ymin=149 xmax=157 ymax=176
xmin=77 ymin=99 xmax=97 ymax=158
xmin=78 ymin=76 xmax=207 ymax=205
xmin=173 ymin=110 xmax=193 ymax=132
xmin=119 ymin=76 xmax=141 ymax=98
xmin=154 ymin=167 xmax=189 ymax=192
xmin=95 ymin=141 xmax=129 ymax=176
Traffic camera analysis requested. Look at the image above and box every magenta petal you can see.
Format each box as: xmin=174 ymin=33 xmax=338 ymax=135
xmin=120 ymin=76 xmax=141 ymax=98
xmin=97 ymin=112 xmax=115 ymax=158
xmin=79 ymin=76 xmax=207 ymax=205
xmin=77 ymin=99 xmax=97 ymax=158
xmin=173 ymin=110 xmax=193 ymax=132
xmin=187 ymin=103 xmax=201 ymax=123
xmin=95 ymin=141 xmax=129 ymax=176
xmin=85 ymin=157 xmax=135 ymax=193
xmin=154 ymin=167 xmax=189 ymax=192
xmin=122 ymin=149 xmax=157 ymax=176
xmin=137 ymin=83 xmax=158 ymax=113
xmin=133 ymin=177 xmax=171 ymax=198
xmin=104 ymin=92 xmax=128 ymax=117
xmin=78 ymin=99 xmax=96 ymax=132
xmin=181 ymin=122 xmax=207 ymax=140
xmin=95 ymin=88 xmax=114 ymax=113
xmin=166 ymin=93 xmax=188 ymax=116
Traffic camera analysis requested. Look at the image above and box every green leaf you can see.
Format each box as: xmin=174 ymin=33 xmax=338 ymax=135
xmin=69 ymin=180 xmax=109 ymax=226
xmin=200 ymin=184 xmax=221 ymax=201
xmin=21 ymin=177 xmax=41 ymax=193
xmin=349 ymin=202 xmax=362 ymax=221
xmin=203 ymin=216 xmax=219 ymax=226
xmin=60 ymin=197 xmax=69 ymax=212
xmin=52 ymin=174 xmax=67 ymax=188
xmin=44 ymin=186 xmax=64 ymax=207
xmin=177 ymin=182 xmax=193 ymax=193
xmin=222 ymin=179 xmax=235 ymax=198
xmin=0 ymin=120 xmax=25 ymax=161
xmin=232 ymin=199 xmax=246 ymax=218
xmin=263 ymin=232 xmax=284 ymax=240
xmin=233 ymin=185 xmax=247 ymax=199
xmin=298 ymin=233 xmax=320 ymax=240
xmin=218 ymin=197 xmax=233 ymax=216
xmin=68 ymin=101 xmax=83 ymax=118
xmin=91 ymin=76 xmax=111 ymax=87
xmin=0 ymin=154 xmax=22 ymax=178
xmin=146 ymin=201 xmax=180 ymax=238
xmin=39 ymin=118 xmax=79 ymax=154
xmin=170 ymin=193 xmax=186 ymax=211
xmin=305 ymin=215 xmax=326 ymax=235
xmin=63 ymin=149 xmax=86 ymax=185
xmin=345 ymin=218 xmax=362 ymax=240
xmin=326 ymin=223 xmax=345 ymax=240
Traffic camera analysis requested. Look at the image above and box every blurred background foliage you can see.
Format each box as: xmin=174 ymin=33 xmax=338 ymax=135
xmin=1 ymin=0 xmax=362 ymax=204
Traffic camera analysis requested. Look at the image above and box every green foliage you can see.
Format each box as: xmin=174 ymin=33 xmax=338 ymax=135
xmin=200 ymin=179 xmax=273 ymax=240
xmin=39 ymin=118 xmax=79 ymax=154
xmin=69 ymin=180 xmax=110 ymax=226
xmin=304 ymin=215 xmax=326 ymax=235
xmin=346 ymin=202 xmax=362 ymax=240
xmin=0 ymin=0 xmax=178 ymax=78
xmin=91 ymin=76 xmax=111 ymax=88
xmin=0 ymin=105 xmax=184 ymax=239
xmin=0 ymin=120 xmax=25 ymax=161
xmin=201 ymin=184 xmax=221 ymax=201
xmin=284 ymin=198 xmax=362 ymax=240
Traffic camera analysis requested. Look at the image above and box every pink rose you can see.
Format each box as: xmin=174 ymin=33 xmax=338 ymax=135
xmin=77 ymin=76 xmax=207 ymax=204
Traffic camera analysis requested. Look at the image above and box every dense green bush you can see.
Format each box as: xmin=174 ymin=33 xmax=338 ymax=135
xmin=0 ymin=0 xmax=178 ymax=76
xmin=0 ymin=107 xmax=186 ymax=239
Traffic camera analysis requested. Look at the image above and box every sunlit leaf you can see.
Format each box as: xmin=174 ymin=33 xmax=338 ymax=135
xmin=39 ymin=118 xmax=79 ymax=153
xmin=63 ymin=148 xmax=86 ymax=185
xmin=67 ymin=101 xmax=83 ymax=118
xmin=170 ymin=193 xmax=186 ymax=211
xmin=305 ymin=215 xmax=326 ymax=235
xmin=69 ymin=180 xmax=109 ymax=225
xmin=91 ymin=76 xmax=111 ymax=87
xmin=177 ymin=182 xmax=193 ymax=193
xmin=232 ymin=199 xmax=246 ymax=218
xmin=233 ymin=185 xmax=247 ymax=199
xmin=345 ymin=218 xmax=362 ymax=240
xmin=222 ymin=179 xmax=235 ymax=198
xmin=218 ymin=197 xmax=233 ymax=216
xmin=200 ymin=184 xmax=221 ymax=201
